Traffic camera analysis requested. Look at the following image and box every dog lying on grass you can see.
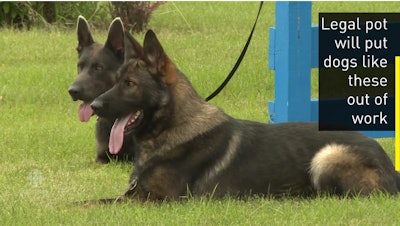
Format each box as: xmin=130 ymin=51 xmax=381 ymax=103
xmin=88 ymin=29 xmax=400 ymax=202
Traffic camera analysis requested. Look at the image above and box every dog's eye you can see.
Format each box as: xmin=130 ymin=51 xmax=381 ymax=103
xmin=94 ymin=64 xmax=104 ymax=71
xmin=138 ymin=60 xmax=147 ymax=68
xmin=124 ymin=80 xmax=136 ymax=87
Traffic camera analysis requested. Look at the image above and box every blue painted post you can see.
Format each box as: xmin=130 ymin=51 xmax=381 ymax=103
xmin=268 ymin=1 xmax=394 ymax=138
xmin=268 ymin=1 xmax=312 ymax=123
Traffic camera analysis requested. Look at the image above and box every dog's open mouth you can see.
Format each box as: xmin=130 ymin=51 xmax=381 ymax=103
xmin=124 ymin=111 xmax=143 ymax=133
xmin=109 ymin=110 xmax=143 ymax=154
xmin=78 ymin=102 xmax=94 ymax=122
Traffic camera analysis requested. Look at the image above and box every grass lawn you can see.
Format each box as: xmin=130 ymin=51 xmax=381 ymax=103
xmin=1 ymin=2 xmax=400 ymax=225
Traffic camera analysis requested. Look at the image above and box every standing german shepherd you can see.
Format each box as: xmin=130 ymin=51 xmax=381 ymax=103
xmin=90 ymin=30 xmax=400 ymax=200
xmin=68 ymin=16 xmax=142 ymax=163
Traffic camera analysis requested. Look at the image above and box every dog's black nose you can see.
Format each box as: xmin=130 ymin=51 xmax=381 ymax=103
xmin=90 ymin=100 xmax=104 ymax=113
xmin=68 ymin=85 xmax=82 ymax=101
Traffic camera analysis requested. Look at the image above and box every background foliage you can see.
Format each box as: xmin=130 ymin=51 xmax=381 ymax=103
xmin=0 ymin=1 xmax=162 ymax=32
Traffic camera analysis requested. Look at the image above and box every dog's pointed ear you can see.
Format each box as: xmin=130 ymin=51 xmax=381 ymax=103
xmin=143 ymin=30 xmax=176 ymax=84
xmin=77 ymin=15 xmax=94 ymax=53
xmin=143 ymin=30 xmax=166 ymax=68
xmin=124 ymin=32 xmax=143 ymax=63
xmin=105 ymin=17 xmax=125 ymax=60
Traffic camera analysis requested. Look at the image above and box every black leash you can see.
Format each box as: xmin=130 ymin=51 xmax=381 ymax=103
xmin=205 ymin=1 xmax=264 ymax=101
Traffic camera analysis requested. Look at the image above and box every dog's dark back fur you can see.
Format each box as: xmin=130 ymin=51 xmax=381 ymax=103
xmin=91 ymin=30 xmax=400 ymax=200
xmin=68 ymin=16 xmax=142 ymax=163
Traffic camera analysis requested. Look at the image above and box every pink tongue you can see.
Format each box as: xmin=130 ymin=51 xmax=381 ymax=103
xmin=109 ymin=115 xmax=131 ymax=154
xmin=78 ymin=103 xmax=93 ymax=122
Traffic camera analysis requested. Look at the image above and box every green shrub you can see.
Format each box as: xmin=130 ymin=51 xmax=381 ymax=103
xmin=0 ymin=2 xmax=35 ymax=29
xmin=0 ymin=1 xmax=162 ymax=31
xmin=54 ymin=2 xmax=112 ymax=29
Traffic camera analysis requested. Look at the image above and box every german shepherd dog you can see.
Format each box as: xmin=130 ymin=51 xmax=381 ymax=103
xmin=68 ymin=16 xmax=143 ymax=163
xmin=90 ymin=30 xmax=400 ymax=201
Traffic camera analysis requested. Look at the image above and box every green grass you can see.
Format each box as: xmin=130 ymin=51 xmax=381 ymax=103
xmin=1 ymin=2 xmax=400 ymax=225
